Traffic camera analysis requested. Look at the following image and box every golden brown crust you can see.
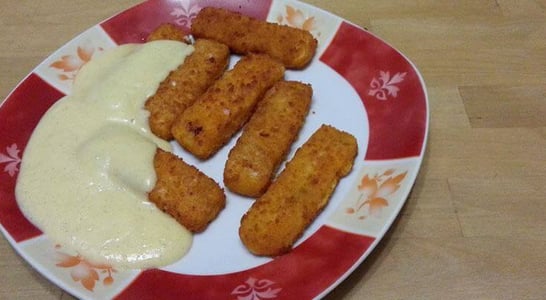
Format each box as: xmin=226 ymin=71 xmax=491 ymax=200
xmin=239 ymin=125 xmax=358 ymax=256
xmin=171 ymin=54 xmax=285 ymax=159
xmin=191 ymin=7 xmax=317 ymax=69
xmin=145 ymin=37 xmax=230 ymax=140
xmin=146 ymin=23 xmax=186 ymax=42
xmin=224 ymin=81 xmax=312 ymax=197
xmin=149 ymin=149 xmax=226 ymax=233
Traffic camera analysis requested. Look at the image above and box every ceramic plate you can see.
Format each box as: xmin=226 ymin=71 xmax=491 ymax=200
xmin=0 ymin=0 xmax=428 ymax=299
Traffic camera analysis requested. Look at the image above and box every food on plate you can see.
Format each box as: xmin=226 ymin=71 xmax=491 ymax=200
xmin=171 ymin=53 xmax=285 ymax=159
xmin=146 ymin=23 xmax=186 ymax=42
xmin=14 ymin=4 xmax=359 ymax=269
xmin=15 ymin=41 xmax=196 ymax=269
xmin=191 ymin=7 xmax=318 ymax=69
xmin=149 ymin=149 xmax=226 ymax=233
xmin=239 ymin=125 xmax=358 ymax=256
xmin=145 ymin=26 xmax=230 ymax=140
xmin=224 ymin=80 xmax=312 ymax=197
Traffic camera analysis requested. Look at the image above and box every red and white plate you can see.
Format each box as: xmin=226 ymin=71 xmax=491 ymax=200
xmin=0 ymin=0 xmax=428 ymax=299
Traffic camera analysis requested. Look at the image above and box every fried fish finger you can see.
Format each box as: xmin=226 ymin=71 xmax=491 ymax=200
xmin=145 ymin=34 xmax=230 ymax=140
xmin=239 ymin=125 xmax=358 ymax=256
xmin=171 ymin=54 xmax=285 ymax=159
xmin=224 ymin=81 xmax=312 ymax=197
xmin=191 ymin=7 xmax=317 ymax=69
xmin=146 ymin=23 xmax=186 ymax=42
xmin=149 ymin=149 xmax=226 ymax=233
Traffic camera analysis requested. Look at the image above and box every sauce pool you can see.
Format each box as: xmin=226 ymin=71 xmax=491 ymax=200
xmin=16 ymin=41 xmax=195 ymax=269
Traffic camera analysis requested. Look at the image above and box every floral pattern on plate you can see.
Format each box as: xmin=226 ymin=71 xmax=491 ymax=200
xmin=231 ymin=277 xmax=282 ymax=300
xmin=15 ymin=236 xmax=139 ymax=300
xmin=348 ymin=168 xmax=409 ymax=220
xmin=369 ymin=71 xmax=408 ymax=101
xmin=33 ymin=26 xmax=116 ymax=95
xmin=54 ymin=244 xmax=117 ymax=292
xmin=48 ymin=44 xmax=104 ymax=82
xmin=328 ymin=158 xmax=421 ymax=237
xmin=0 ymin=143 xmax=21 ymax=177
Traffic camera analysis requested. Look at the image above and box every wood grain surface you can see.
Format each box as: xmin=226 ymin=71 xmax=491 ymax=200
xmin=1 ymin=0 xmax=545 ymax=299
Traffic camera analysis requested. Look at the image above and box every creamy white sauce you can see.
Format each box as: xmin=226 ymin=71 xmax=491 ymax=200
xmin=16 ymin=41 xmax=195 ymax=269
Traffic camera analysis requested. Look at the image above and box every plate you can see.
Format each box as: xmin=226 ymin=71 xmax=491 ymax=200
xmin=0 ymin=0 xmax=428 ymax=299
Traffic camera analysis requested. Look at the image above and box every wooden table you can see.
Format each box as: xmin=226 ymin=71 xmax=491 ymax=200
xmin=1 ymin=0 xmax=545 ymax=299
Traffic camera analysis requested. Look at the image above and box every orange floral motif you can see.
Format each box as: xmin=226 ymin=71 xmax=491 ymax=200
xmin=346 ymin=169 xmax=407 ymax=220
xmin=49 ymin=44 xmax=102 ymax=81
xmin=277 ymin=5 xmax=317 ymax=33
xmin=54 ymin=245 xmax=116 ymax=291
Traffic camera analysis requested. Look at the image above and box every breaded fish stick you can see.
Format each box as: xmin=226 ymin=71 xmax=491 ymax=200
xmin=172 ymin=54 xmax=285 ymax=159
xmin=191 ymin=7 xmax=317 ymax=69
xmin=146 ymin=23 xmax=186 ymax=42
xmin=145 ymin=28 xmax=230 ymax=140
xmin=239 ymin=125 xmax=358 ymax=256
xmin=149 ymin=149 xmax=226 ymax=233
xmin=224 ymin=81 xmax=312 ymax=197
